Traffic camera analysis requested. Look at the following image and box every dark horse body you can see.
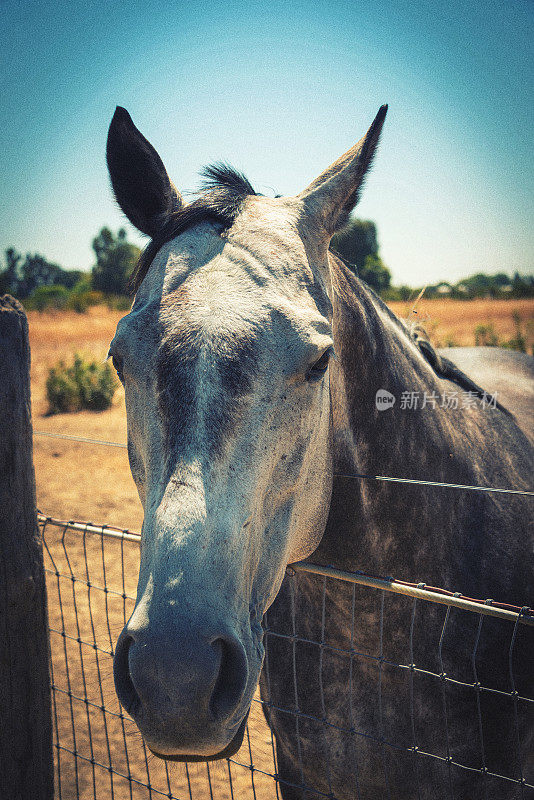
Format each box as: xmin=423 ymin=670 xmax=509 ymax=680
xmin=105 ymin=105 xmax=533 ymax=800
xmin=262 ymin=255 xmax=534 ymax=799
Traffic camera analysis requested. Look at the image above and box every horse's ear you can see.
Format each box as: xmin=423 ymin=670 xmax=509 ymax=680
xmin=298 ymin=105 xmax=387 ymax=236
xmin=106 ymin=107 xmax=183 ymax=237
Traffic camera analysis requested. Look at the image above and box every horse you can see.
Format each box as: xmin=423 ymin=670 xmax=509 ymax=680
xmin=106 ymin=104 xmax=534 ymax=799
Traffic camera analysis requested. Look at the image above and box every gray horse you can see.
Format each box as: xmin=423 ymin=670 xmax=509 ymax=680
xmin=106 ymin=105 xmax=534 ymax=799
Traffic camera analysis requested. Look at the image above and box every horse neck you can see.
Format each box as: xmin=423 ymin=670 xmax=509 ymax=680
xmin=322 ymin=259 xmax=532 ymax=591
xmin=329 ymin=259 xmax=457 ymax=480
xmin=318 ymin=261 xmax=468 ymax=577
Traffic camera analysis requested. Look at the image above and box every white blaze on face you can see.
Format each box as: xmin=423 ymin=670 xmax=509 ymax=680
xmin=112 ymin=204 xmax=334 ymax=621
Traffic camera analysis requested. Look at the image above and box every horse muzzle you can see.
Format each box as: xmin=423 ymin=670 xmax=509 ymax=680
xmin=113 ymin=613 xmax=256 ymax=760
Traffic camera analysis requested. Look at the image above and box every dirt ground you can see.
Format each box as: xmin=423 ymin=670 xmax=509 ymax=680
xmin=29 ymin=299 xmax=534 ymax=799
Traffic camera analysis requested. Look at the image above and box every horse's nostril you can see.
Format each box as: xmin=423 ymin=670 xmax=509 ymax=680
xmin=209 ymin=637 xmax=249 ymax=722
xmin=113 ymin=633 xmax=141 ymax=718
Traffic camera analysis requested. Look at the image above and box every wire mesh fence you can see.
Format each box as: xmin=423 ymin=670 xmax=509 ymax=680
xmin=40 ymin=513 xmax=281 ymax=800
xmin=39 ymin=512 xmax=534 ymax=800
xmin=262 ymin=569 xmax=534 ymax=799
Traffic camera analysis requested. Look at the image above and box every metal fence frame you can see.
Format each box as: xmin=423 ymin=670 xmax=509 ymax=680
xmin=39 ymin=510 xmax=534 ymax=799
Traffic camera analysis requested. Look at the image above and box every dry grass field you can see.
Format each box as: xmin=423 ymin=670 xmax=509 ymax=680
xmin=29 ymin=298 xmax=534 ymax=799
xmin=388 ymin=297 xmax=534 ymax=349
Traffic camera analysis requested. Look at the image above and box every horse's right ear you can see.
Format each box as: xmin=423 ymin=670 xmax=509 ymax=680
xmin=298 ymin=105 xmax=387 ymax=237
xmin=106 ymin=107 xmax=182 ymax=237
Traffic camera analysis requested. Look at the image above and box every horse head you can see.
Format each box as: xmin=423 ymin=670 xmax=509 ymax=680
xmin=108 ymin=104 xmax=387 ymax=760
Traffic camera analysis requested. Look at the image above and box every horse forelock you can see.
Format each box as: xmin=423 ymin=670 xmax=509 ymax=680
xmin=130 ymin=164 xmax=258 ymax=294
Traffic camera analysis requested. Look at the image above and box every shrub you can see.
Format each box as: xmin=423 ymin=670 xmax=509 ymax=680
xmin=105 ymin=293 xmax=132 ymax=311
xmin=474 ymin=322 xmax=499 ymax=347
xmin=45 ymin=364 xmax=80 ymax=412
xmin=473 ymin=314 xmax=529 ymax=353
xmin=46 ymin=353 xmax=117 ymax=414
xmin=65 ymin=291 xmax=90 ymax=313
xmin=382 ymin=285 xmax=413 ymax=301
xmin=502 ymin=312 xmax=527 ymax=353
xmin=61 ymin=277 xmax=104 ymax=312
xmin=65 ymin=289 xmax=105 ymax=312
xmin=25 ymin=284 xmax=70 ymax=311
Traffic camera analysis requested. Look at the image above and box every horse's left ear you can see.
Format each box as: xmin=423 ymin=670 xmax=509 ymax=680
xmin=298 ymin=105 xmax=387 ymax=236
xmin=106 ymin=106 xmax=183 ymax=237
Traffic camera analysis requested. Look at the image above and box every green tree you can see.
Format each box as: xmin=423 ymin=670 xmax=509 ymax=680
xmin=0 ymin=248 xmax=83 ymax=298
xmin=17 ymin=254 xmax=72 ymax=297
xmin=511 ymin=271 xmax=534 ymax=298
xmin=448 ymin=271 xmax=534 ymax=299
xmin=359 ymin=254 xmax=391 ymax=294
xmin=0 ymin=248 xmax=22 ymax=293
xmin=91 ymin=227 xmax=141 ymax=294
xmin=331 ymin=218 xmax=391 ymax=293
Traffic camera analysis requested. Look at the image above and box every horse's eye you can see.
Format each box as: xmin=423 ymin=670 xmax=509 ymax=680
xmin=111 ymin=354 xmax=124 ymax=383
xmin=307 ymin=349 xmax=333 ymax=381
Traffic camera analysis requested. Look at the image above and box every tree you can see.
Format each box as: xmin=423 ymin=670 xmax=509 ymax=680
xmin=0 ymin=248 xmax=83 ymax=298
xmin=359 ymin=254 xmax=391 ymax=294
xmin=91 ymin=227 xmax=141 ymax=295
xmin=511 ymin=271 xmax=534 ymax=298
xmin=331 ymin=218 xmax=391 ymax=293
xmin=16 ymin=255 xmax=67 ymax=298
xmin=0 ymin=248 xmax=22 ymax=294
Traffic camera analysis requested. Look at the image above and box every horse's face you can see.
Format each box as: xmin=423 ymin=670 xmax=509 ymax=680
xmin=108 ymin=106 xmax=386 ymax=760
xmin=111 ymin=204 xmax=335 ymax=758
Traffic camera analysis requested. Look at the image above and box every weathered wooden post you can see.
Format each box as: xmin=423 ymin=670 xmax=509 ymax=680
xmin=0 ymin=296 xmax=53 ymax=799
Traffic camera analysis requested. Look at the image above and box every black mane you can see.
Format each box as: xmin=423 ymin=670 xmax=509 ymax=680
xmin=129 ymin=164 xmax=257 ymax=293
xmin=199 ymin=162 xmax=256 ymax=197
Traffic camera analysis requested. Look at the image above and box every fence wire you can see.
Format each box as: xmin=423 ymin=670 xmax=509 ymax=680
xmin=33 ymin=431 xmax=534 ymax=498
xmin=38 ymin=513 xmax=534 ymax=800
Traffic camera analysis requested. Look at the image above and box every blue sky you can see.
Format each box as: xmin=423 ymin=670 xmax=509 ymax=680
xmin=1 ymin=0 xmax=532 ymax=285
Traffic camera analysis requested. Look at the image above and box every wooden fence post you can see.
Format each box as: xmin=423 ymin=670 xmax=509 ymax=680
xmin=0 ymin=296 xmax=53 ymax=799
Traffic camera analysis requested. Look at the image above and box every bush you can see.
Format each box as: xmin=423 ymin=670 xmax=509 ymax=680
xmin=60 ymin=276 xmax=103 ymax=313
xmin=105 ymin=293 xmax=132 ymax=311
xmin=25 ymin=284 xmax=70 ymax=311
xmin=66 ymin=289 xmax=105 ymax=312
xmin=22 ymin=277 xmax=108 ymax=313
xmin=474 ymin=314 xmax=529 ymax=353
xmin=474 ymin=322 xmax=500 ymax=347
xmin=46 ymin=353 xmax=117 ymax=414
xmin=502 ymin=312 xmax=527 ymax=353
xmin=65 ymin=291 xmax=90 ymax=313
xmin=382 ymin=285 xmax=414 ymax=302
